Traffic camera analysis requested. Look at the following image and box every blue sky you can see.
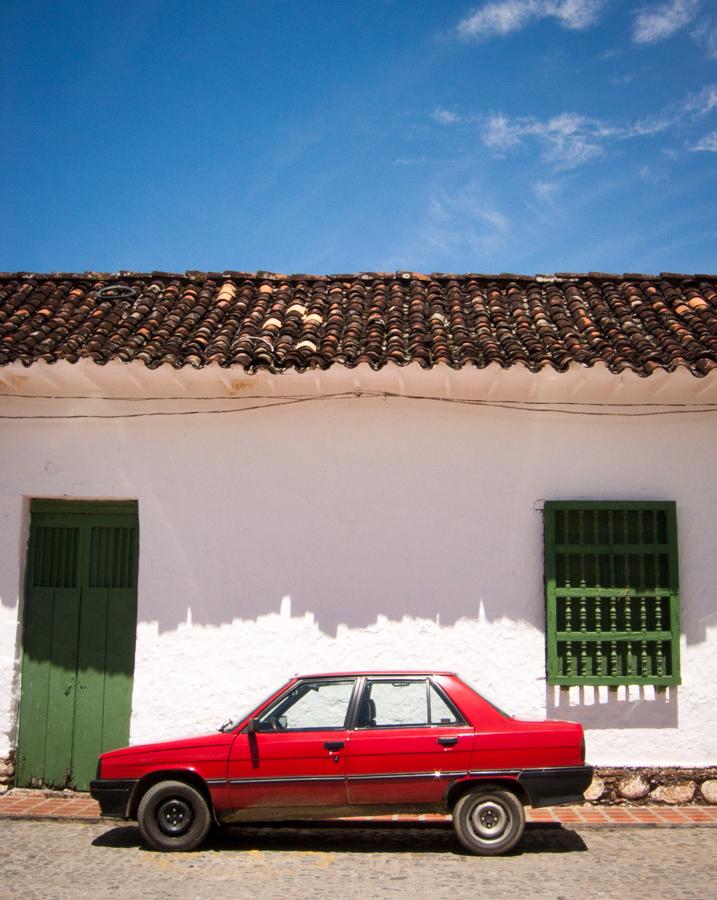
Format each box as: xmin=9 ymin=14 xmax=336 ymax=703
xmin=2 ymin=0 xmax=716 ymax=275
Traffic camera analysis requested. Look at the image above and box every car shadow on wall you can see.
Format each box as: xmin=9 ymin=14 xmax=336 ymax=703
xmin=92 ymin=822 xmax=588 ymax=855
xmin=546 ymin=684 xmax=678 ymax=729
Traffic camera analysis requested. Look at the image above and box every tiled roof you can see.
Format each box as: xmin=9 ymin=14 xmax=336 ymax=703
xmin=1 ymin=271 xmax=716 ymax=377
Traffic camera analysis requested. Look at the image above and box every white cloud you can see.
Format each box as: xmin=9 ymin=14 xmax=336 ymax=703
xmin=392 ymin=156 xmax=427 ymax=166
xmin=458 ymin=0 xmax=538 ymax=36
xmin=425 ymin=182 xmax=510 ymax=258
xmin=625 ymin=113 xmax=671 ymax=138
xmin=484 ymin=112 xmax=610 ymax=169
xmin=693 ymin=130 xmax=717 ymax=151
xmin=432 ymin=107 xmax=463 ymax=125
xmin=533 ymin=179 xmax=561 ymax=202
xmin=609 ymin=72 xmax=638 ymax=86
xmin=381 ymin=182 xmax=511 ymax=271
xmin=456 ymin=0 xmax=605 ymax=39
xmin=553 ymin=0 xmax=605 ymax=28
xmin=595 ymin=47 xmax=621 ymax=60
xmin=634 ymin=5 xmax=717 ymax=60
xmin=680 ymin=84 xmax=717 ymax=116
xmin=482 ymin=113 xmax=525 ymax=148
xmin=480 ymin=84 xmax=717 ymax=169
xmin=638 ymin=163 xmax=670 ymax=183
xmin=632 ymin=0 xmax=700 ymax=44
xmin=692 ymin=18 xmax=717 ymax=57
xmin=530 ymin=179 xmax=566 ymax=214
xmin=527 ymin=179 xmax=568 ymax=223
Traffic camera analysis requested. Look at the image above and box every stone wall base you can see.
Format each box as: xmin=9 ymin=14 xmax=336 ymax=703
xmin=2 ymin=755 xmax=716 ymax=805
xmin=0 ymin=754 xmax=15 ymax=794
xmin=587 ymin=767 xmax=717 ymax=805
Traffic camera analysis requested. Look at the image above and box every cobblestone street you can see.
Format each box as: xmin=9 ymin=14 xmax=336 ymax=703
xmin=1 ymin=819 xmax=715 ymax=900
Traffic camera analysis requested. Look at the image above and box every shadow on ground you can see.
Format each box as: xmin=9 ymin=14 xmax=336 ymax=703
xmin=92 ymin=821 xmax=588 ymax=856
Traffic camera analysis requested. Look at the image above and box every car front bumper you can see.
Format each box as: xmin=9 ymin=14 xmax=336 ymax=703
xmin=89 ymin=779 xmax=138 ymax=818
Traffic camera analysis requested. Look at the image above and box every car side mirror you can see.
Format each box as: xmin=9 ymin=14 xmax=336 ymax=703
xmin=245 ymin=717 xmax=259 ymax=734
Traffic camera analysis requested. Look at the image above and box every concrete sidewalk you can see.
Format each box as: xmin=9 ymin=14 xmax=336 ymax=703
xmin=1 ymin=788 xmax=716 ymax=826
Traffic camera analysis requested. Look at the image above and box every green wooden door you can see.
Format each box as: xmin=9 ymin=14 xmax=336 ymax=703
xmin=16 ymin=501 xmax=139 ymax=791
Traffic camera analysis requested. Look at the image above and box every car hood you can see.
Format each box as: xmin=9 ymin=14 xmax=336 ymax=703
xmin=101 ymin=731 xmax=234 ymax=761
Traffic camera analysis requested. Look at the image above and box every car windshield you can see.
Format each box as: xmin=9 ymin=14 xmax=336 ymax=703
xmin=218 ymin=682 xmax=292 ymax=732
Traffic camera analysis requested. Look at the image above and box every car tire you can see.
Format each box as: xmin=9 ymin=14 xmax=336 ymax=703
xmin=452 ymin=788 xmax=525 ymax=856
xmin=137 ymin=780 xmax=212 ymax=852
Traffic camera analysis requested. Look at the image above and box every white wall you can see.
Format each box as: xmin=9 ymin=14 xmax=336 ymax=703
xmin=1 ymin=360 xmax=716 ymax=766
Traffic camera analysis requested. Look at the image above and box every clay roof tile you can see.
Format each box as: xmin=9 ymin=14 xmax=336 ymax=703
xmin=0 ymin=271 xmax=715 ymax=376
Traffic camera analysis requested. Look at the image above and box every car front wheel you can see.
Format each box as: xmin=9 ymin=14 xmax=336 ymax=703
xmin=452 ymin=788 xmax=525 ymax=856
xmin=137 ymin=780 xmax=212 ymax=852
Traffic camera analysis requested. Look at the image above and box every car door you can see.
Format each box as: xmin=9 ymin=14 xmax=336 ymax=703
xmin=228 ymin=678 xmax=356 ymax=813
xmin=346 ymin=677 xmax=474 ymax=807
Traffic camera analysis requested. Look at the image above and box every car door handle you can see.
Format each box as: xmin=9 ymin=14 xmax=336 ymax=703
xmin=324 ymin=741 xmax=345 ymax=751
xmin=437 ymin=737 xmax=459 ymax=747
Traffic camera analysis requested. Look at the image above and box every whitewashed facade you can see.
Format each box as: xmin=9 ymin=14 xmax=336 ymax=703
xmin=1 ymin=358 xmax=716 ymax=771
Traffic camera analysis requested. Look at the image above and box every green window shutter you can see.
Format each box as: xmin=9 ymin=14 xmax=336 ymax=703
xmin=544 ymin=501 xmax=680 ymax=687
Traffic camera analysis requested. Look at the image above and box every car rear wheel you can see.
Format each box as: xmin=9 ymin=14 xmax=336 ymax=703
xmin=137 ymin=780 xmax=211 ymax=852
xmin=452 ymin=788 xmax=525 ymax=856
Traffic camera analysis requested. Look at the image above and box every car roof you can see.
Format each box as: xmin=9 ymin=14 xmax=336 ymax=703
xmin=295 ymin=670 xmax=457 ymax=678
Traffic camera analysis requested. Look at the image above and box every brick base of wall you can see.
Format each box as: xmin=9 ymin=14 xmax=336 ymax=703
xmin=587 ymin=767 xmax=717 ymax=805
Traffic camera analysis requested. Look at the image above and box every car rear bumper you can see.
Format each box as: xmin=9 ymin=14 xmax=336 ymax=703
xmin=89 ymin=779 xmax=138 ymax=818
xmin=518 ymin=765 xmax=594 ymax=808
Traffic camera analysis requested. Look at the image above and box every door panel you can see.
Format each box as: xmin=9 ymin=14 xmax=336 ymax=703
xmin=227 ymin=677 xmax=356 ymax=812
xmin=73 ymin=586 xmax=109 ymax=786
xmin=346 ymin=727 xmax=473 ymax=805
xmin=101 ymin=587 xmax=138 ymax=751
xmin=16 ymin=502 xmax=138 ymax=791
xmin=16 ymin=587 xmax=55 ymax=786
xmin=43 ymin=588 xmax=82 ymax=787
xmin=228 ymin=731 xmax=349 ymax=810
xmin=345 ymin=677 xmax=473 ymax=806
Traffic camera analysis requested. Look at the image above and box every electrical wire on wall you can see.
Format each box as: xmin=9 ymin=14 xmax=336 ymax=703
xmin=0 ymin=390 xmax=716 ymax=419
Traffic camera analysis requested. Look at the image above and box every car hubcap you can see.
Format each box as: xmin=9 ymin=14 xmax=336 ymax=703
xmin=469 ymin=800 xmax=509 ymax=842
xmin=157 ymin=798 xmax=193 ymax=836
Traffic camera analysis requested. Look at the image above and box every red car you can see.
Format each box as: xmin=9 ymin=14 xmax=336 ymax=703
xmin=90 ymin=671 xmax=592 ymax=855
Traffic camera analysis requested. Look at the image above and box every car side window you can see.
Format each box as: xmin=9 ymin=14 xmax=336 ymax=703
xmin=429 ymin=683 xmax=462 ymax=725
xmin=355 ymin=679 xmax=466 ymax=728
xmin=257 ymin=680 xmax=354 ymax=731
xmin=362 ymin=680 xmax=428 ymax=727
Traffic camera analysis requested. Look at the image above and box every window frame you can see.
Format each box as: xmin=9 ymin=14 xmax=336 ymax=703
xmin=351 ymin=676 xmax=468 ymax=730
xmin=254 ymin=677 xmax=359 ymax=732
xmin=544 ymin=500 xmax=681 ymax=687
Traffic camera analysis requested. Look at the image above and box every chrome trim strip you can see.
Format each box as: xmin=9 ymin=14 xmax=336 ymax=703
xmin=225 ymin=771 xmax=467 ymax=786
xmin=467 ymin=767 xmax=585 ymax=777
xmin=347 ymin=770 xmax=466 ymax=782
xmin=229 ymin=775 xmax=346 ymax=785
xmin=468 ymin=769 xmax=520 ymax=777
xmin=205 ymin=766 xmax=580 ymax=787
